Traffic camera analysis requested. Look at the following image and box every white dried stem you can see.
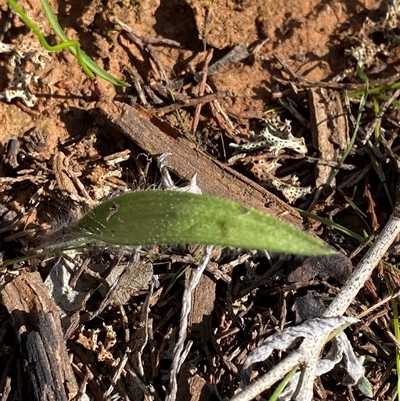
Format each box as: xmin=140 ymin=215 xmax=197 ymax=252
xmin=233 ymin=316 xmax=357 ymax=401
xmin=231 ymin=352 xmax=301 ymax=401
xmin=233 ymin=181 xmax=400 ymax=401
xmin=166 ymin=245 xmax=213 ymax=401
xmin=325 ymin=206 xmax=400 ymax=317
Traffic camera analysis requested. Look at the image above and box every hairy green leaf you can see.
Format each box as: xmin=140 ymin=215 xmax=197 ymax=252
xmin=50 ymin=191 xmax=332 ymax=255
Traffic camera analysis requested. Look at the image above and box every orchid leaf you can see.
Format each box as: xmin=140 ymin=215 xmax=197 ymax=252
xmin=50 ymin=191 xmax=332 ymax=255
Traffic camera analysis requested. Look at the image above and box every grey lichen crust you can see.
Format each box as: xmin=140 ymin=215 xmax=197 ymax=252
xmin=349 ymin=0 xmax=400 ymax=68
xmin=0 ymin=36 xmax=50 ymax=107
xmin=230 ymin=116 xmax=311 ymax=203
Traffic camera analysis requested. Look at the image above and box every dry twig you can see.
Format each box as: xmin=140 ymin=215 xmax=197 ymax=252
xmin=192 ymin=48 xmax=214 ymax=133
xmin=149 ymin=90 xmax=231 ymax=116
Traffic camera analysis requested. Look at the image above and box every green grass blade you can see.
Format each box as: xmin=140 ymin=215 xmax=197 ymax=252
xmin=375 ymin=93 xmax=400 ymax=109
xmin=7 ymin=0 xmax=95 ymax=78
xmin=38 ymin=0 xmax=70 ymax=42
xmin=372 ymin=96 xmax=380 ymax=144
xmin=348 ymin=80 xmax=400 ymax=98
xmin=337 ymin=63 xmax=369 ymax=172
xmin=383 ymin=182 xmax=394 ymax=211
xmin=296 ymin=208 xmax=366 ymax=242
xmin=7 ymin=0 xmax=129 ymax=87
xmin=49 ymin=191 xmax=332 ymax=255
xmin=268 ymin=368 xmax=298 ymax=401
xmin=39 ymin=0 xmax=129 ymax=87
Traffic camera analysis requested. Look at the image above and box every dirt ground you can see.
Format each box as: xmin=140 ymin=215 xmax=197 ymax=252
xmin=2 ymin=0 xmax=400 ymax=400
xmin=0 ymin=0 xmax=385 ymax=146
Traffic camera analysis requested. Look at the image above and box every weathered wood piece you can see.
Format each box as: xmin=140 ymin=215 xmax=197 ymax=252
xmin=176 ymin=362 xmax=213 ymax=401
xmin=186 ymin=271 xmax=216 ymax=342
xmin=94 ymin=101 xmax=303 ymax=228
xmin=309 ymin=88 xmax=349 ymax=189
xmin=0 ymin=272 xmax=78 ymax=401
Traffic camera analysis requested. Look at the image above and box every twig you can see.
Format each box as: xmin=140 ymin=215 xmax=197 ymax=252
xmin=146 ymin=42 xmax=169 ymax=83
xmin=202 ymin=5 xmax=212 ymax=51
xmin=150 ymin=90 xmax=231 ymax=115
xmin=206 ymin=43 xmax=249 ymax=76
xmin=124 ymin=65 xmax=149 ymax=106
xmin=357 ymin=288 xmax=400 ymax=319
xmin=278 ymin=97 xmax=310 ymax=128
xmin=192 ymin=48 xmax=214 ymax=133
xmin=125 ymin=363 xmax=154 ymax=400
xmin=379 ymin=133 xmax=400 ymax=172
xmin=274 ymin=54 xmax=300 ymax=80
xmin=104 ymin=350 xmax=130 ymax=398
xmin=116 ymin=19 xmax=182 ymax=47
xmin=231 ymin=352 xmax=301 ymax=401
xmin=272 ymin=68 xmax=400 ymax=92
xmin=14 ymin=99 xmax=42 ymax=115
xmin=79 ymin=249 xmax=141 ymax=323
xmin=305 ymin=156 xmax=356 ymax=170
xmin=205 ymin=86 xmax=239 ymax=140
xmin=116 ymin=19 xmax=178 ymax=84
xmin=171 ymin=43 xmax=250 ymax=90
xmin=232 ymin=318 xmax=353 ymax=401
xmin=236 ymin=153 xmax=356 ymax=170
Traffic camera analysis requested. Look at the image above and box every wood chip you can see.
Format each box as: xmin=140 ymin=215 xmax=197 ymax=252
xmin=309 ymin=88 xmax=349 ymax=189
xmin=53 ymin=151 xmax=78 ymax=195
xmin=0 ymin=272 xmax=79 ymax=401
xmin=177 ymin=362 xmax=213 ymax=401
xmin=186 ymin=271 xmax=216 ymax=342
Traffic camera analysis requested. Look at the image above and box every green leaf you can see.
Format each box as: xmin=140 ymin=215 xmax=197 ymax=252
xmin=357 ymin=376 xmax=373 ymax=398
xmin=7 ymin=0 xmax=130 ymax=87
xmin=53 ymin=191 xmax=332 ymax=255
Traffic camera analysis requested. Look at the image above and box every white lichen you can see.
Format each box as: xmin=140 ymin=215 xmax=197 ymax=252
xmin=0 ymin=38 xmax=50 ymax=107
xmin=230 ymin=117 xmax=307 ymax=156
xmin=349 ymin=0 xmax=400 ymax=67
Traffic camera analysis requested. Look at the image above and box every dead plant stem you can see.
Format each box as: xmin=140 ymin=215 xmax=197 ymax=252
xmin=232 ymin=180 xmax=400 ymax=401
xmin=325 ymin=182 xmax=400 ymax=317
xmin=166 ymin=245 xmax=214 ymax=401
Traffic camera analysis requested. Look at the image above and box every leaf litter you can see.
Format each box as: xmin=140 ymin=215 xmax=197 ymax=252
xmin=2 ymin=0 xmax=400 ymax=400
